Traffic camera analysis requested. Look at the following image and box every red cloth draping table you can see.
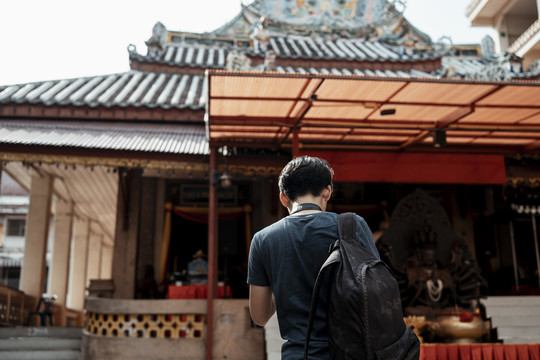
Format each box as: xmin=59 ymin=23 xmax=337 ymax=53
xmin=420 ymin=344 xmax=540 ymax=360
xmin=167 ymin=285 xmax=232 ymax=299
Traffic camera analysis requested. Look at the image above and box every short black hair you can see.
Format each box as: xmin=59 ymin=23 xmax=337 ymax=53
xmin=278 ymin=156 xmax=334 ymax=201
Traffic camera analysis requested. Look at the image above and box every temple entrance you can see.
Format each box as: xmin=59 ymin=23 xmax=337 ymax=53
xmin=160 ymin=179 xmax=251 ymax=299
xmin=168 ymin=212 xmax=249 ymax=298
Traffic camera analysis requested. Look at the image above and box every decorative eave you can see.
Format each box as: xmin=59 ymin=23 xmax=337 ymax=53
xmin=0 ymin=120 xmax=209 ymax=156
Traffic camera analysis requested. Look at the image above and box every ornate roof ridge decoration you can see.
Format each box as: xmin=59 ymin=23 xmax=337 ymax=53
xmin=245 ymin=0 xmax=402 ymax=32
xmin=395 ymin=16 xmax=431 ymax=45
xmin=145 ymin=22 xmax=168 ymax=51
xmin=465 ymin=52 xmax=540 ymax=81
xmin=209 ymin=8 xmax=251 ymax=38
xmin=211 ymin=0 xmax=431 ymax=45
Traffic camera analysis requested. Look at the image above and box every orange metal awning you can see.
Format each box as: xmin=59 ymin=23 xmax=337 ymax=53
xmin=206 ymin=71 xmax=540 ymax=152
xmin=206 ymin=71 xmax=540 ymax=183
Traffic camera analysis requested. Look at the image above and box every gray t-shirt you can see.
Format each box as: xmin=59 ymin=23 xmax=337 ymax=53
xmin=247 ymin=212 xmax=380 ymax=360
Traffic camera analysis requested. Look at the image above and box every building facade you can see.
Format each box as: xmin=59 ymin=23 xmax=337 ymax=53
xmin=468 ymin=0 xmax=540 ymax=71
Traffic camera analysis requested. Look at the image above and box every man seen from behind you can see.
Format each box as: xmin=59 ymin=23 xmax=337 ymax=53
xmin=247 ymin=156 xmax=380 ymax=360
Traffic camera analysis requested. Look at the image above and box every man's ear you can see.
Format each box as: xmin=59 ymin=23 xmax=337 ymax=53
xmin=322 ymin=185 xmax=332 ymax=201
xmin=279 ymin=192 xmax=291 ymax=209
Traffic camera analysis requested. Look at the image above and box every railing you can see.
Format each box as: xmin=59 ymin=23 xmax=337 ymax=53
xmin=0 ymin=283 xmax=84 ymax=327
xmin=465 ymin=0 xmax=483 ymax=17
xmin=508 ymin=18 xmax=540 ymax=55
xmin=84 ymin=296 xmax=206 ymax=339
xmin=82 ymin=297 xmax=264 ymax=360
xmin=0 ymin=284 xmax=36 ymax=326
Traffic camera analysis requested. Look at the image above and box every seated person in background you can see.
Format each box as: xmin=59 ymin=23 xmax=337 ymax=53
xmin=187 ymin=249 xmax=208 ymax=284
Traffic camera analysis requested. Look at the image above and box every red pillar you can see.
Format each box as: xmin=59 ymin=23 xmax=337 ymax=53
xmin=207 ymin=146 xmax=218 ymax=360
xmin=293 ymin=129 xmax=300 ymax=157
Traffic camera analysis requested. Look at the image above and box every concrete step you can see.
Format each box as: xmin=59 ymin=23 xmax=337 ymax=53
xmin=497 ymin=326 xmax=540 ymax=339
xmin=491 ymin=315 xmax=540 ymax=327
xmin=483 ymin=296 xmax=540 ymax=307
xmin=0 ymin=349 xmax=80 ymax=360
xmin=484 ymin=296 xmax=540 ymax=344
xmin=485 ymin=305 xmax=540 ymax=317
xmin=0 ymin=327 xmax=83 ymax=338
xmin=0 ymin=327 xmax=82 ymax=360
xmin=499 ymin=337 xmax=540 ymax=344
xmin=0 ymin=337 xmax=82 ymax=350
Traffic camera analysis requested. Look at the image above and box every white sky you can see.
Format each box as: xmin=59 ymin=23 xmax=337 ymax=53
xmin=0 ymin=0 xmax=494 ymax=86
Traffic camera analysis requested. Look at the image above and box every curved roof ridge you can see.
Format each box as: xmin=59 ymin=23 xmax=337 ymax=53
xmin=209 ymin=6 xmax=251 ymax=36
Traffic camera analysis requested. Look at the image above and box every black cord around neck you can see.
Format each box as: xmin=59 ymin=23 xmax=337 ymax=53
xmin=290 ymin=203 xmax=322 ymax=215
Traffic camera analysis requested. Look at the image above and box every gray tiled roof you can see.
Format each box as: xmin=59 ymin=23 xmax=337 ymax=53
xmin=132 ymin=46 xmax=229 ymax=68
xmin=134 ymin=38 xmax=439 ymax=67
xmin=441 ymin=57 xmax=489 ymax=78
xmin=440 ymin=56 xmax=540 ymax=79
xmin=0 ymin=71 xmax=207 ymax=110
xmin=274 ymin=65 xmax=435 ymax=78
xmin=262 ymin=37 xmax=436 ymax=61
xmin=0 ymin=120 xmax=209 ymax=155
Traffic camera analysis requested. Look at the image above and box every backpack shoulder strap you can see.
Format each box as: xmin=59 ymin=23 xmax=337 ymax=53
xmin=304 ymin=213 xmax=356 ymax=360
xmin=338 ymin=212 xmax=356 ymax=243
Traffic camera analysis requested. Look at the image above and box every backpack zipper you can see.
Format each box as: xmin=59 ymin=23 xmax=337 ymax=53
xmin=360 ymin=264 xmax=373 ymax=360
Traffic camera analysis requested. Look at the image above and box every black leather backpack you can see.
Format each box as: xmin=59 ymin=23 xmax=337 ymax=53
xmin=305 ymin=212 xmax=420 ymax=360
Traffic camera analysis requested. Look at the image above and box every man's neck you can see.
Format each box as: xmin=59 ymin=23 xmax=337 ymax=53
xmin=290 ymin=195 xmax=326 ymax=215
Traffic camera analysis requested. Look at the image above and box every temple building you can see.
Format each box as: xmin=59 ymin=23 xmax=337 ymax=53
xmin=1 ymin=0 xmax=540 ymax=359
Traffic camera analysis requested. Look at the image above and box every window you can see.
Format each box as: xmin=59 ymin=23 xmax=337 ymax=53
xmin=6 ymin=218 xmax=25 ymax=237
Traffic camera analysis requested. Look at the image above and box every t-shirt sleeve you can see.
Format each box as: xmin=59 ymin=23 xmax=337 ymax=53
xmin=247 ymin=233 xmax=271 ymax=286
xmin=356 ymin=216 xmax=381 ymax=260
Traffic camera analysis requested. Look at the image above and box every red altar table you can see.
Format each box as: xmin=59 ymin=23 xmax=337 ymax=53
xmin=420 ymin=344 xmax=540 ymax=360
xmin=167 ymin=284 xmax=232 ymax=299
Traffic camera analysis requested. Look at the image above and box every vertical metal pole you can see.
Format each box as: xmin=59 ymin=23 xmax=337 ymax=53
xmin=207 ymin=147 xmax=218 ymax=360
xmin=509 ymin=221 xmax=520 ymax=293
xmin=531 ymin=214 xmax=540 ymax=289
xmin=292 ymin=129 xmax=300 ymax=157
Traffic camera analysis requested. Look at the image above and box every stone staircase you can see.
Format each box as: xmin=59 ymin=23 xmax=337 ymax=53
xmin=484 ymin=296 xmax=540 ymax=344
xmin=265 ymin=313 xmax=286 ymax=360
xmin=0 ymin=327 xmax=82 ymax=360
